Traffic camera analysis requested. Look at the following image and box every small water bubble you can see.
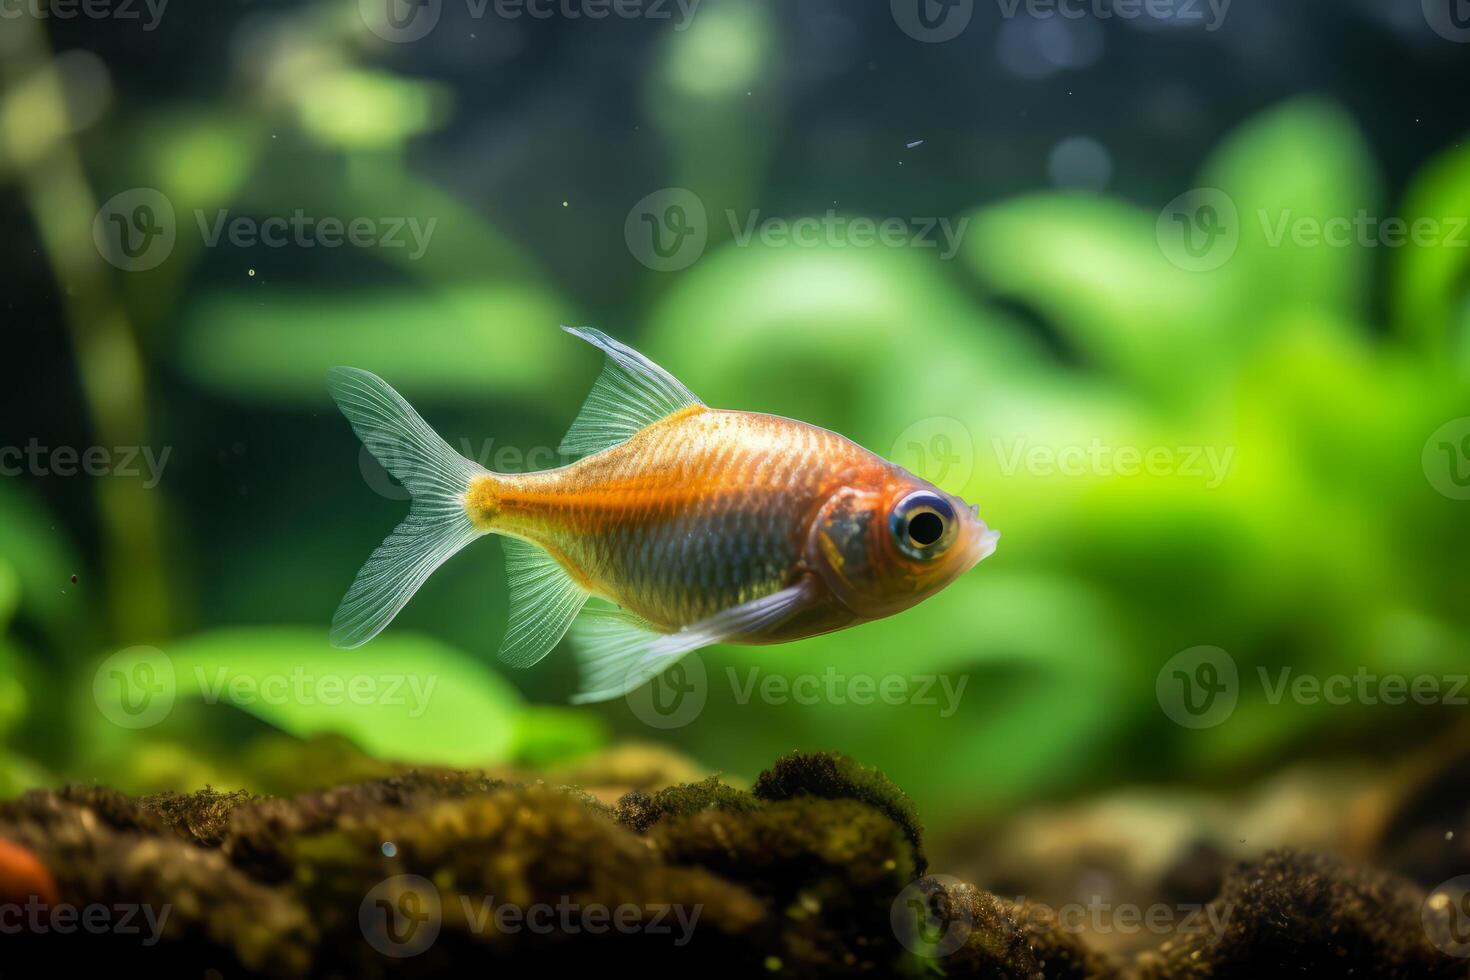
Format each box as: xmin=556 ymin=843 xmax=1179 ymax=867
xmin=381 ymin=841 xmax=398 ymax=857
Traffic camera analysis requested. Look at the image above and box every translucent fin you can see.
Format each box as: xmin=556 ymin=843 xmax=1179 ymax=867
xmin=569 ymin=579 xmax=816 ymax=703
xmin=497 ymin=537 xmax=590 ymax=668
xmin=326 ymin=367 xmax=489 ymax=648
xmin=558 ymin=325 xmax=703 ymax=459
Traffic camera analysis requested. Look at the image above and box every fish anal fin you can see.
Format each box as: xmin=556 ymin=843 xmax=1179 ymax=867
xmin=569 ymin=578 xmax=817 ymax=703
xmin=497 ymin=536 xmax=590 ymax=668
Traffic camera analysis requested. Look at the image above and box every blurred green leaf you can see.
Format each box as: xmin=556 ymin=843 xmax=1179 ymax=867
xmin=512 ymin=706 xmax=606 ymax=769
xmin=959 ymin=192 xmax=1237 ymax=396
xmin=0 ymin=638 xmax=30 ymax=741
xmin=175 ymin=285 xmax=575 ymax=405
xmin=0 ymin=485 xmax=76 ymax=630
xmin=1392 ymin=139 xmax=1470 ymax=374
xmin=1200 ymin=97 xmax=1378 ymax=322
xmin=162 ymin=627 xmax=525 ymax=767
xmin=644 ymin=242 xmax=1038 ymax=441
xmin=293 ymin=70 xmax=450 ymax=149
xmin=0 ymin=750 xmax=50 ymax=798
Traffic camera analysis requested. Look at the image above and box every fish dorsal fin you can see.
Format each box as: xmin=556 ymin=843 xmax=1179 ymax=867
xmin=497 ymin=536 xmax=589 ymax=667
xmin=558 ymin=326 xmax=703 ymax=459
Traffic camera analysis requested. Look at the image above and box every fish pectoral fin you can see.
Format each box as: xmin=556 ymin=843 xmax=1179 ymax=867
xmin=558 ymin=326 xmax=704 ymax=459
xmin=497 ymin=537 xmax=590 ymax=668
xmin=568 ymin=578 xmax=818 ymax=704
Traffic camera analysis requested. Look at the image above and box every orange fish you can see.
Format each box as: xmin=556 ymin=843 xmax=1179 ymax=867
xmin=328 ymin=328 xmax=998 ymax=701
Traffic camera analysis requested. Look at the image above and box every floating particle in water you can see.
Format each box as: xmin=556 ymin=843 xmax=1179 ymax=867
xmin=1448 ymin=831 xmax=1456 ymax=841
xmin=69 ymin=574 xmax=78 ymax=584
xmin=562 ymin=200 xmax=568 ymax=208
xmin=905 ymin=139 xmax=924 ymax=149
xmin=247 ymin=269 xmax=256 ymax=277
xmin=381 ymin=841 xmax=397 ymax=857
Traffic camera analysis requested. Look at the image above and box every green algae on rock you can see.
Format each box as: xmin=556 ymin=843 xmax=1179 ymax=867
xmin=0 ymin=753 xmax=1467 ymax=979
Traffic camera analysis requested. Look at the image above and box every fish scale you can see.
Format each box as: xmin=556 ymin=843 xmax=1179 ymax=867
xmin=484 ymin=409 xmax=860 ymax=630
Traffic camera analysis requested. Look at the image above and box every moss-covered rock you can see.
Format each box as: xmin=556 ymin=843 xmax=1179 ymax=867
xmin=1136 ymin=849 xmax=1463 ymax=980
xmin=0 ymin=755 xmax=1462 ymax=979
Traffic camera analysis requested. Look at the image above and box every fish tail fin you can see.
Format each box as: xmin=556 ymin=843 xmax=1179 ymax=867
xmin=326 ymin=367 xmax=493 ymax=649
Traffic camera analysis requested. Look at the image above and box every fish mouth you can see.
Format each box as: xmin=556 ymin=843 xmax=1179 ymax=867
xmin=954 ymin=513 xmax=998 ymax=575
xmin=953 ymin=497 xmax=997 ymax=567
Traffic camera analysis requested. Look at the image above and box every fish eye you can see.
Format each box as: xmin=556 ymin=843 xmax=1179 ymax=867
xmin=890 ymin=491 xmax=956 ymax=560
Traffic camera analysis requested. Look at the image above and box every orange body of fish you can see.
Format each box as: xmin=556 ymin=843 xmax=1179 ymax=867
xmin=327 ymin=327 xmax=997 ymax=702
